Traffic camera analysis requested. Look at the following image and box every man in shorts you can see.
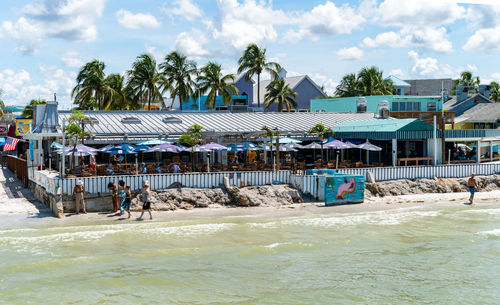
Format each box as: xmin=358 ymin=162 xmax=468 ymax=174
xmin=467 ymin=173 xmax=479 ymax=204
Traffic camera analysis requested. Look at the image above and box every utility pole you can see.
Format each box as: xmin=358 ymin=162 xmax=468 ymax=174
xmin=441 ymin=81 xmax=446 ymax=165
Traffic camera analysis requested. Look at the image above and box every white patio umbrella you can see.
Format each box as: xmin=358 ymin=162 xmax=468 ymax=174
xmin=357 ymin=141 xmax=382 ymax=166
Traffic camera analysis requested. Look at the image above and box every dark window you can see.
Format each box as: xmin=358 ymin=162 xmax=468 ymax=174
xmin=427 ymin=102 xmax=437 ymax=111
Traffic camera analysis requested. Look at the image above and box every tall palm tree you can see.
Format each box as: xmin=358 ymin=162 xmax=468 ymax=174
xmin=490 ymin=81 xmax=500 ymax=102
xmin=237 ymin=44 xmax=281 ymax=108
xmin=127 ymin=54 xmax=167 ymax=110
xmin=308 ymin=123 xmax=333 ymax=167
xmin=357 ymin=66 xmax=393 ymax=96
xmin=263 ymin=78 xmax=297 ymax=112
xmin=159 ymin=51 xmax=197 ymax=111
xmin=335 ymin=73 xmax=359 ymax=97
xmin=103 ymin=74 xmax=139 ymax=110
xmin=0 ymin=89 xmax=6 ymax=118
xmin=72 ymin=59 xmax=107 ymax=110
xmin=261 ymin=125 xmax=280 ymax=170
xmin=197 ymin=62 xmax=237 ymax=109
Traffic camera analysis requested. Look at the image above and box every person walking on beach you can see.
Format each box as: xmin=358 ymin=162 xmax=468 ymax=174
xmin=72 ymin=180 xmax=87 ymax=214
xmin=108 ymin=182 xmax=119 ymax=212
xmin=124 ymin=185 xmax=132 ymax=219
xmin=138 ymin=180 xmax=152 ymax=220
xmin=468 ymin=173 xmax=479 ymax=204
xmin=118 ymin=180 xmax=126 ymax=216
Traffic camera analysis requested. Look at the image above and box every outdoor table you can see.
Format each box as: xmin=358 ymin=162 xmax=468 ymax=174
xmin=398 ymin=157 xmax=434 ymax=166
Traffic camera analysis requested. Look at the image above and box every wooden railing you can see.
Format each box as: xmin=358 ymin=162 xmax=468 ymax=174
xmin=6 ymin=155 xmax=28 ymax=186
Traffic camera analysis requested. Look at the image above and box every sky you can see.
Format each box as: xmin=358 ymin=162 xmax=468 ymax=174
xmin=1 ymin=0 xmax=500 ymax=109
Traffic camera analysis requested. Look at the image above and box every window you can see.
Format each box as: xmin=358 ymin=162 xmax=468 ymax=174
xmin=121 ymin=117 xmax=141 ymax=124
xmin=392 ymin=101 xmax=421 ymax=111
xmin=427 ymin=102 xmax=437 ymax=111
xmin=392 ymin=102 xmax=399 ymax=111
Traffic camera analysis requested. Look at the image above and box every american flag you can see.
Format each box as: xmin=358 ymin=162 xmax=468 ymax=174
xmin=3 ymin=137 xmax=20 ymax=151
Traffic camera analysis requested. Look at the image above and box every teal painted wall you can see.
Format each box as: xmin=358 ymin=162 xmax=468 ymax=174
xmin=311 ymin=95 xmax=443 ymax=113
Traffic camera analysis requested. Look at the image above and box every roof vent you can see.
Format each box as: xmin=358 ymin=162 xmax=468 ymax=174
xmin=162 ymin=117 xmax=182 ymax=124
xmin=356 ymin=97 xmax=367 ymax=113
xmin=379 ymin=100 xmax=390 ymax=119
xmin=121 ymin=117 xmax=141 ymax=124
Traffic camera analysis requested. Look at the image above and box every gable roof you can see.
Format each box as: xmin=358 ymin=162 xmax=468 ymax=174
xmin=334 ymin=118 xmax=432 ymax=133
xmin=252 ymin=75 xmax=327 ymax=105
xmin=445 ymin=93 xmax=493 ymax=110
xmin=455 ymin=103 xmax=500 ymax=123
xmin=231 ymin=73 xmax=254 ymax=85
xmin=385 ymin=75 xmax=411 ymax=87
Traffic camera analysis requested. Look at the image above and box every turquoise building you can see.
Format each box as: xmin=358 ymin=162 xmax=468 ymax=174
xmin=310 ymin=95 xmax=443 ymax=113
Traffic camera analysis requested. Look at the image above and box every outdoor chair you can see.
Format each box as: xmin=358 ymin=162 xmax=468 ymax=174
xmin=355 ymin=161 xmax=364 ymax=168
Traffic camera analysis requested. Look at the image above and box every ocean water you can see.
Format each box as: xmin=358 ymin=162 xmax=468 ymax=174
xmin=1 ymin=204 xmax=500 ymax=304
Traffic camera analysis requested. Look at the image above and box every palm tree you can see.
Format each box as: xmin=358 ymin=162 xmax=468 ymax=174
xmin=238 ymin=44 xmax=281 ymax=108
xmin=72 ymin=59 xmax=107 ymax=110
xmin=357 ymin=66 xmax=393 ymax=96
xmin=0 ymin=89 xmax=5 ymax=118
xmin=452 ymin=71 xmax=480 ymax=94
xmin=22 ymin=99 xmax=46 ymax=119
xmin=490 ymin=82 xmax=500 ymax=102
xmin=127 ymin=53 xmax=167 ymax=110
xmin=103 ymin=74 xmax=139 ymax=110
xmin=335 ymin=73 xmax=359 ymax=97
xmin=308 ymin=123 xmax=333 ymax=167
xmin=261 ymin=125 xmax=280 ymax=170
xmin=159 ymin=51 xmax=197 ymax=111
xmin=264 ymin=78 xmax=297 ymax=112
xmin=197 ymin=62 xmax=237 ymax=109
xmin=65 ymin=110 xmax=92 ymax=170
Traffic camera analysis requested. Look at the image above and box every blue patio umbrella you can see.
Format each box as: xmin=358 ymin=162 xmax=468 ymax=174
xmin=227 ymin=144 xmax=245 ymax=152
xmin=138 ymin=139 xmax=173 ymax=145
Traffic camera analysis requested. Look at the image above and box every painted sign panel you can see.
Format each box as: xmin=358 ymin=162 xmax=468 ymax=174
xmin=306 ymin=169 xmax=337 ymax=176
xmin=16 ymin=119 xmax=31 ymax=136
xmin=0 ymin=124 xmax=9 ymax=136
xmin=324 ymin=175 xmax=364 ymax=205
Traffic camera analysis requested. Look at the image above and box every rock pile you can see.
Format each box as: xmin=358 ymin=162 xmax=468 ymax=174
xmin=129 ymin=184 xmax=303 ymax=211
xmin=365 ymin=175 xmax=500 ymax=198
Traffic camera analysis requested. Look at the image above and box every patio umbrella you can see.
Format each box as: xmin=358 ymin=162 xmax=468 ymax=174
xmin=263 ymin=145 xmax=297 ymax=152
xmin=200 ymin=142 xmax=228 ymax=151
xmin=99 ymin=144 xmax=114 ymax=152
xmin=236 ymin=141 xmax=261 ymax=150
xmin=283 ymin=142 xmax=304 ymax=149
xmin=324 ymin=139 xmax=350 ymax=149
xmin=303 ymin=142 xmax=322 ymax=149
xmin=346 ymin=141 xmax=360 ymax=148
xmin=357 ymin=141 xmax=382 ymax=151
xmin=50 ymin=142 xmax=62 ymax=149
xmin=138 ymin=139 xmax=173 ymax=145
xmin=227 ymin=144 xmax=245 ymax=151
xmin=272 ymin=137 xmax=301 ymax=144
xmin=146 ymin=143 xmax=183 ymax=153
xmin=57 ymin=144 xmax=98 ymax=155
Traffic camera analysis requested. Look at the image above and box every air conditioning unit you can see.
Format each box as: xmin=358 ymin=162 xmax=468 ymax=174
xmin=356 ymin=97 xmax=367 ymax=113
xmin=378 ymin=100 xmax=390 ymax=119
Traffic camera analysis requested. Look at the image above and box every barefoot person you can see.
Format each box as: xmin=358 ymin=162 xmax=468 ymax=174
xmin=124 ymin=185 xmax=132 ymax=219
xmin=108 ymin=182 xmax=119 ymax=212
xmin=468 ymin=173 xmax=479 ymax=204
xmin=138 ymin=180 xmax=152 ymax=220
xmin=72 ymin=180 xmax=87 ymax=214
xmin=118 ymin=180 xmax=126 ymax=216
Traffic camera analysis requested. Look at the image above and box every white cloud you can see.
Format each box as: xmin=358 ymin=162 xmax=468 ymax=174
xmin=374 ymin=0 xmax=464 ymax=27
xmin=361 ymin=26 xmax=452 ymax=53
xmin=282 ymin=1 xmax=365 ymax=42
xmin=465 ymin=3 xmax=500 ymax=29
xmin=145 ymin=46 xmax=165 ymax=62
xmin=174 ymin=29 xmax=210 ymax=60
xmin=116 ymin=9 xmax=160 ymax=30
xmin=309 ymin=73 xmax=337 ymax=96
xmin=166 ymin=0 xmax=203 ymax=22
xmin=408 ymin=51 xmax=438 ymax=75
xmin=0 ymin=66 xmax=75 ymax=108
xmin=335 ymin=46 xmax=364 ymax=61
xmin=208 ymin=0 xmax=290 ymax=50
xmin=463 ymin=25 xmax=500 ymax=52
xmin=0 ymin=0 xmax=106 ymax=54
xmin=61 ymin=51 xmax=84 ymax=68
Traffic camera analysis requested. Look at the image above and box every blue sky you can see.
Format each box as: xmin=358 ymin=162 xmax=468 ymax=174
xmin=1 ymin=0 xmax=500 ymax=108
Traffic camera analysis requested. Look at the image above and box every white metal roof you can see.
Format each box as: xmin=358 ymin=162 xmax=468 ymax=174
xmin=58 ymin=110 xmax=380 ymax=138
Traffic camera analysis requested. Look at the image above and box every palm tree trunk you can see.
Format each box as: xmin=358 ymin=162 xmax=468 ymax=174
xmin=257 ymin=73 xmax=261 ymax=108
xmin=148 ymin=90 xmax=152 ymax=111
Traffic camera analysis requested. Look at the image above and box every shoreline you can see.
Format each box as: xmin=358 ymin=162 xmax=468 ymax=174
xmin=2 ymin=189 xmax=499 ymax=230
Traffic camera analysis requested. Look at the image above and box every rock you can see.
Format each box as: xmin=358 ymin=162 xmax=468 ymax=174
xmin=389 ymin=188 xmax=398 ymax=196
xmin=366 ymin=171 xmax=376 ymax=183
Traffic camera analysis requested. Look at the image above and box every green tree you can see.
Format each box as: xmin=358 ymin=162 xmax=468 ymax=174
xmin=237 ymin=43 xmax=281 ymax=108
xmin=22 ymin=99 xmax=46 ymax=119
xmin=490 ymin=81 xmax=500 ymax=102
xmin=0 ymin=89 xmax=5 ymax=118
xmin=103 ymin=74 xmax=139 ymax=110
xmin=127 ymin=53 xmax=167 ymax=110
xmin=65 ymin=110 xmax=92 ymax=171
xmin=178 ymin=124 xmax=203 ymax=147
xmin=357 ymin=66 xmax=393 ymax=96
xmin=335 ymin=73 xmax=359 ymax=97
xmin=264 ymin=78 xmax=297 ymax=112
xmin=159 ymin=51 xmax=197 ymax=111
xmin=72 ymin=59 xmax=108 ymax=110
xmin=261 ymin=125 xmax=280 ymax=170
xmin=197 ymin=62 xmax=237 ymax=109
xmin=452 ymin=71 xmax=480 ymax=94
xmin=308 ymin=123 xmax=333 ymax=167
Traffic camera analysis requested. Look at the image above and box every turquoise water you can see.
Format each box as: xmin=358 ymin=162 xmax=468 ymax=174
xmin=1 ymin=204 xmax=500 ymax=304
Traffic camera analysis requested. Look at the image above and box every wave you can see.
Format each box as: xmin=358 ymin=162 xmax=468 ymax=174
xmin=477 ymin=229 xmax=500 ymax=237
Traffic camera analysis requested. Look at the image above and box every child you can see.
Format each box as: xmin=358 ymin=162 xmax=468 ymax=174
xmin=124 ymin=186 xmax=132 ymax=219
xmin=138 ymin=180 xmax=152 ymax=220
